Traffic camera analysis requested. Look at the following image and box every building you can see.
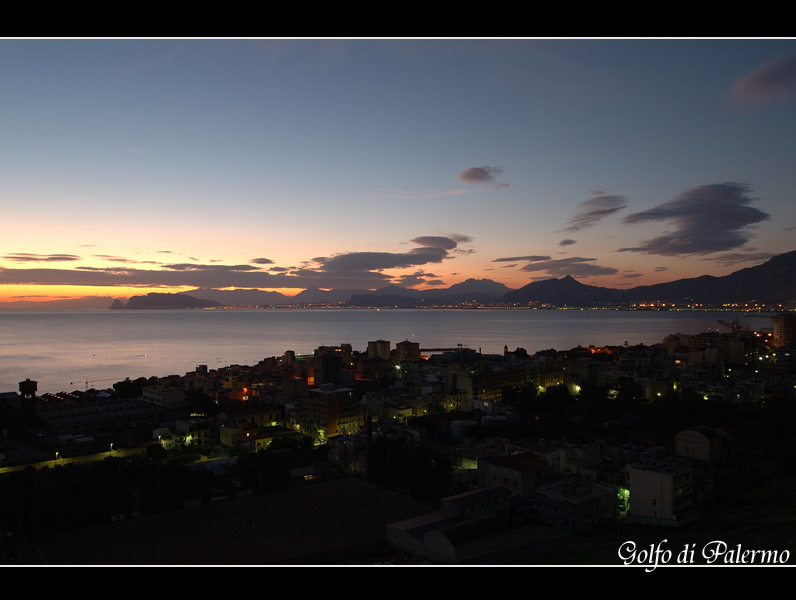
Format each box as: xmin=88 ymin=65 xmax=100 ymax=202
xmin=367 ymin=339 xmax=391 ymax=361
xmin=312 ymin=345 xmax=349 ymax=386
xmin=141 ymin=385 xmax=186 ymax=409
xmin=675 ymin=426 xmax=727 ymax=463
xmin=476 ymin=452 xmax=543 ymax=497
xmin=217 ymin=405 xmax=282 ymax=447
xmin=772 ymin=313 xmax=796 ymax=348
xmin=300 ymin=384 xmax=364 ymax=441
xmin=626 ymin=448 xmax=699 ymax=526
xmin=38 ymin=397 xmax=186 ymax=437
xmin=440 ymin=485 xmax=513 ymax=520
xmin=19 ymin=379 xmax=38 ymax=424
xmin=386 ymin=485 xmax=570 ymax=563
xmin=535 ymin=480 xmax=618 ymax=533
xmin=396 ymin=340 xmax=421 ymax=362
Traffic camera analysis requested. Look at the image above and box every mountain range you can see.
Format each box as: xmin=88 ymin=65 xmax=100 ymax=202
xmin=501 ymin=249 xmax=796 ymax=307
xmin=3 ymin=250 xmax=795 ymax=310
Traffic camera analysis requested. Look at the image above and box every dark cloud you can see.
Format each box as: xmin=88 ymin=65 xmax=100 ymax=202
xmin=313 ymin=235 xmax=469 ymax=276
xmin=3 ymin=253 xmax=81 ymax=262
xmin=410 ymin=236 xmax=458 ymax=250
xmin=94 ymin=254 xmax=141 ymax=264
xmin=518 ymin=256 xmax=619 ymax=278
xmin=0 ymin=263 xmax=394 ymax=290
xmin=559 ymin=239 xmax=576 ymax=247
xmin=703 ymin=251 xmax=775 ymax=268
xmin=617 ymin=183 xmax=769 ymax=256
xmin=313 ymin=247 xmax=448 ymax=272
xmin=394 ymin=271 xmax=432 ymax=287
xmin=493 ymin=255 xmax=551 ymax=263
xmin=0 ymin=235 xmax=474 ymax=291
xmin=654 ymin=266 xmax=668 ymax=272
xmin=621 ymin=272 xmax=644 ymax=279
xmin=562 ymin=194 xmax=627 ymax=233
xmin=449 ymin=234 xmax=473 ymax=243
xmin=161 ymin=263 xmax=262 ymax=272
xmin=288 ymin=267 xmax=395 ymax=288
xmin=726 ymin=54 xmax=796 ymax=111
xmin=458 ymin=166 xmax=509 ymax=188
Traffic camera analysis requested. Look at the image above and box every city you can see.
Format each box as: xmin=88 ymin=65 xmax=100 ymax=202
xmin=1 ymin=312 xmax=794 ymax=564
xmin=2 ymin=38 xmax=796 ymax=568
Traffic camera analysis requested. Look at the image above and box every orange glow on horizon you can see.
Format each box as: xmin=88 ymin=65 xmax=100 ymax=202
xmin=0 ymin=284 xmax=316 ymax=304
xmin=0 ymin=284 xmax=189 ymax=304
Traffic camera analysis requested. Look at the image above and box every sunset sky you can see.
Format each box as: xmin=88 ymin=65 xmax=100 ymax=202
xmin=2 ymin=38 xmax=795 ymax=303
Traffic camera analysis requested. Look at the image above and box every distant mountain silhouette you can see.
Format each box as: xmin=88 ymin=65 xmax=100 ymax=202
xmin=184 ymin=286 xmax=376 ymax=305
xmin=112 ymin=293 xmax=221 ymax=309
xmin=0 ymin=296 xmax=122 ymax=310
xmin=504 ymin=249 xmax=796 ymax=306
xmin=502 ymin=275 xmax=623 ymax=306
xmin=100 ymin=250 xmax=796 ymax=309
xmin=346 ymin=278 xmax=513 ymax=306
xmin=184 ymin=288 xmax=292 ymax=306
xmin=291 ymin=287 xmax=372 ymax=304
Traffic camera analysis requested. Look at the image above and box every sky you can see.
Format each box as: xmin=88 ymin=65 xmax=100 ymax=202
xmin=1 ymin=38 xmax=795 ymax=303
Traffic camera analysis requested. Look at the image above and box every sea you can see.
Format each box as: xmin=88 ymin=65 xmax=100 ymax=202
xmin=0 ymin=308 xmax=774 ymax=395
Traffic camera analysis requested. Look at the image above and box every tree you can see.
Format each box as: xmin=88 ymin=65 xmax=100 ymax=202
xmin=113 ymin=376 xmax=158 ymax=399
xmin=144 ymin=442 xmax=167 ymax=461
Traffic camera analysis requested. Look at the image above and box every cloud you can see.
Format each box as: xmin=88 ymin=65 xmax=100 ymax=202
xmin=161 ymin=263 xmax=262 ymax=272
xmin=394 ymin=271 xmax=435 ymax=288
xmin=562 ymin=194 xmax=627 ymax=233
xmin=617 ymin=183 xmax=769 ymax=256
xmin=458 ymin=166 xmax=509 ymax=188
xmin=312 ymin=235 xmax=470 ymax=275
xmin=312 ymin=247 xmax=449 ymax=272
xmin=0 ymin=263 xmax=392 ymax=290
xmin=703 ymin=251 xmax=775 ymax=268
xmin=410 ymin=236 xmax=458 ymax=250
xmin=0 ymin=235 xmax=474 ymax=291
xmin=493 ymin=255 xmax=551 ymax=263
xmin=94 ymin=254 xmax=148 ymax=264
xmin=3 ymin=253 xmax=81 ymax=262
xmin=519 ymin=257 xmax=619 ymax=278
xmin=559 ymin=239 xmax=576 ymax=247
xmin=449 ymin=234 xmax=474 ymax=244
xmin=726 ymin=54 xmax=796 ymax=111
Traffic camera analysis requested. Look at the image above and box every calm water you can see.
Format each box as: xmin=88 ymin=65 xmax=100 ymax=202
xmin=0 ymin=308 xmax=771 ymax=395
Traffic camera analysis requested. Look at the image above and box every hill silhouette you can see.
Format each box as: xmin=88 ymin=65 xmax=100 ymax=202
xmin=503 ymin=250 xmax=796 ymax=307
